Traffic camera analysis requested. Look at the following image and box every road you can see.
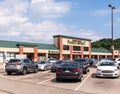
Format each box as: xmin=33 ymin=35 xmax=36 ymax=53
xmin=0 ymin=67 xmax=120 ymax=94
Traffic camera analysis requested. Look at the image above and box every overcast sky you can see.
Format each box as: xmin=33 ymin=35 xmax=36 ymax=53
xmin=0 ymin=0 xmax=120 ymax=44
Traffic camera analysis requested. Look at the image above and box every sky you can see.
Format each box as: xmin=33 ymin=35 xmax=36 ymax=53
xmin=0 ymin=0 xmax=120 ymax=44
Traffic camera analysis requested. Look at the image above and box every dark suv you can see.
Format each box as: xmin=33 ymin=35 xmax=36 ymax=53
xmin=74 ymin=58 xmax=89 ymax=74
xmin=5 ymin=58 xmax=38 ymax=75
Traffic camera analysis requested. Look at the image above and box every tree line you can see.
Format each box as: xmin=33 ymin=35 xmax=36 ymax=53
xmin=92 ymin=38 xmax=120 ymax=51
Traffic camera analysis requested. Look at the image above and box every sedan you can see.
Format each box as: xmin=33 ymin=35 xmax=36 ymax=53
xmin=96 ymin=60 xmax=119 ymax=78
xmin=56 ymin=61 xmax=83 ymax=82
xmin=74 ymin=58 xmax=89 ymax=74
xmin=51 ymin=60 xmax=65 ymax=72
xmin=38 ymin=60 xmax=52 ymax=71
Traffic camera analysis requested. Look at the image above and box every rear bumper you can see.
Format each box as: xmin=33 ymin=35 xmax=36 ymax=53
xmin=56 ymin=73 xmax=82 ymax=79
xmin=5 ymin=66 xmax=22 ymax=73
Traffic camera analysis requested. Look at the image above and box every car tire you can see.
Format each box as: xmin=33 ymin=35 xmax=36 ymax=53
xmin=22 ymin=68 xmax=27 ymax=75
xmin=84 ymin=70 xmax=87 ymax=74
xmin=96 ymin=75 xmax=99 ymax=78
xmin=34 ymin=67 xmax=38 ymax=73
xmin=7 ymin=72 xmax=12 ymax=75
xmin=56 ymin=78 xmax=60 ymax=82
xmin=77 ymin=77 xmax=82 ymax=82
xmin=44 ymin=67 xmax=47 ymax=71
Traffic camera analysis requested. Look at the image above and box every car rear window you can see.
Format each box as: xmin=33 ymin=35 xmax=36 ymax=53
xmin=61 ymin=63 xmax=78 ymax=68
xmin=9 ymin=59 xmax=21 ymax=63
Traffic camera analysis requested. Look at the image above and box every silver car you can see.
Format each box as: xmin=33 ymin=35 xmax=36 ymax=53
xmin=5 ymin=58 xmax=38 ymax=75
xmin=38 ymin=60 xmax=52 ymax=71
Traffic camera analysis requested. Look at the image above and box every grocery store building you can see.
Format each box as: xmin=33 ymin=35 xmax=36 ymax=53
xmin=0 ymin=35 xmax=120 ymax=63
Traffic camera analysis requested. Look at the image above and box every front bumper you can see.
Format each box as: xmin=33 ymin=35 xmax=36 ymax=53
xmin=97 ymin=70 xmax=119 ymax=77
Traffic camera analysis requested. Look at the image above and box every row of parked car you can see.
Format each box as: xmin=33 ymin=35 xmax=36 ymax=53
xmin=5 ymin=57 xmax=120 ymax=82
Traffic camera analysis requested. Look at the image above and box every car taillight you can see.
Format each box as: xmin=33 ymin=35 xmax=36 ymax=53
xmin=56 ymin=68 xmax=62 ymax=72
xmin=73 ymin=68 xmax=80 ymax=72
xmin=96 ymin=62 xmax=98 ymax=64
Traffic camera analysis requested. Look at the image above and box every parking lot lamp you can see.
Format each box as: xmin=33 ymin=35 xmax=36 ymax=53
xmin=108 ymin=4 xmax=115 ymax=59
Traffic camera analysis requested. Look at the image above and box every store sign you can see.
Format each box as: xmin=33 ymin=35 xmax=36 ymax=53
xmin=48 ymin=50 xmax=59 ymax=54
xmin=67 ymin=39 xmax=85 ymax=45
xmin=73 ymin=51 xmax=81 ymax=54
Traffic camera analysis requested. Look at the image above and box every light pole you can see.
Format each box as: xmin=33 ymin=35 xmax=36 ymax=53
xmin=108 ymin=4 xmax=115 ymax=59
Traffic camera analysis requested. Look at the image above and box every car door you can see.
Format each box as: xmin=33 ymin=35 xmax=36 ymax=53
xmin=23 ymin=59 xmax=33 ymax=71
xmin=47 ymin=61 xmax=52 ymax=69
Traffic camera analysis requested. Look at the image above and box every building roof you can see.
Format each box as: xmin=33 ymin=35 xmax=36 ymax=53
xmin=92 ymin=48 xmax=110 ymax=53
xmin=0 ymin=40 xmax=58 ymax=50
xmin=53 ymin=35 xmax=91 ymax=41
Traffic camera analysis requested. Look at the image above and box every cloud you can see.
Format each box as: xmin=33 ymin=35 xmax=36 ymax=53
xmin=0 ymin=0 xmax=28 ymax=27
xmin=0 ymin=0 xmax=105 ymax=43
xmin=29 ymin=0 xmax=71 ymax=22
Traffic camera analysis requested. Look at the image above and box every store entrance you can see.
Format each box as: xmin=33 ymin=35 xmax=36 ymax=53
xmin=26 ymin=53 xmax=34 ymax=61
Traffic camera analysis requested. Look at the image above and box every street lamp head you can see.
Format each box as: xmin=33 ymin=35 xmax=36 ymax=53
xmin=108 ymin=4 xmax=116 ymax=9
xmin=108 ymin=4 xmax=112 ymax=7
xmin=112 ymin=6 xmax=116 ymax=9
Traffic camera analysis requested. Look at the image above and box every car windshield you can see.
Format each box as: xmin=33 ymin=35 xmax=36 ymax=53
xmin=38 ymin=61 xmax=46 ymax=64
xmin=99 ymin=61 xmax=115 ymax=66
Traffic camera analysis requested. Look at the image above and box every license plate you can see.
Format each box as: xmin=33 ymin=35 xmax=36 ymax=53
xmin=9 ymin=65 xmax=15 ymax=67
xmin=65 ymin=70 xmax=70 ymax=73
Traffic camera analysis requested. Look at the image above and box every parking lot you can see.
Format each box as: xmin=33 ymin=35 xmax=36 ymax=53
xmin=0 ymin=67 xmax=120 ymax=94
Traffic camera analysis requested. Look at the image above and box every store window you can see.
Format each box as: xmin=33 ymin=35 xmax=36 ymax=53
xmin=73 ymin=46 xmax=81 ymax=51
xmin=63 ymin=45 xmax=69 ymax=50
xmin=84 ymin=47 xmax=89 ymax=51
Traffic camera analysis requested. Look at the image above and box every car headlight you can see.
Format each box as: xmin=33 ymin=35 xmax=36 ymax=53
xmin=114 ymin=69 xmax=118 ymax=71
xmin=97 ymin=69 xmax=102 ymax=71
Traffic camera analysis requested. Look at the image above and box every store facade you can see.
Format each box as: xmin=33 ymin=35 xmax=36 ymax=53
xmin=53 ymin=35 xmax=91 ymax=60
xmin=0 ymin=35 xmax=120 ymax=63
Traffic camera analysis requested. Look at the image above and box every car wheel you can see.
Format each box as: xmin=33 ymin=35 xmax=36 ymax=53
xmin=84 ymin=69 xmax=87 ymax=74
xmin=96 ymin=75 xmax=99 ymax=78
xmin=22 ymin=68 xmax=27 ymax=75
xmin=56 ymin=78 xmax=60 ymax=82
xmin=7 ymin=72 xmax=12 ymax=75
xmin=34 ymin=67 xmax=38 ymax=73
xmin=44 ymin=67 xmax=47 ymax=71
xmin=77 ymin=77 xmax=82 ymax=82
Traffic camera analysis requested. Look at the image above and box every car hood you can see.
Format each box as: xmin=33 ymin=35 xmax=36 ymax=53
xmin=97 ymin=66 xmax=117 ymax=70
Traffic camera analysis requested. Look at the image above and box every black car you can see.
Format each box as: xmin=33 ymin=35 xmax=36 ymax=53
xmin=74 ymin=58 xmax=89 ymax=74
xmin=51 ymin=60 xmax=65 ymax=72
xmin=56 ymin=61 xmax=83 ymax=82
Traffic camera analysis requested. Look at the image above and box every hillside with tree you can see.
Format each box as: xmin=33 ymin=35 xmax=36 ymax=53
xmin=92 ymin=38 xmax=120 ymax=51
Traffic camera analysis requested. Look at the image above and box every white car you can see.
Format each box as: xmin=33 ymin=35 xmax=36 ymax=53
xmin=96 ymin=60 xmax=119 ymax=78
xmin=114 ymin=58 xmax=120 ymax=67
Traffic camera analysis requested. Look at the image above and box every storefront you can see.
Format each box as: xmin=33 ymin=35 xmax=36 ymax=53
xmin=0 ymin=35 xmax=120 ymax=63
xmin=53 ymin=35 xmax=91 ymax=60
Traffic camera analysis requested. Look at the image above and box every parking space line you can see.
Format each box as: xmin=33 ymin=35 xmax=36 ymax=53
xmin=36 ymin=76 xmax=55 ymax=84
xmin=74 ymin=71 xmax=93 ymax=91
